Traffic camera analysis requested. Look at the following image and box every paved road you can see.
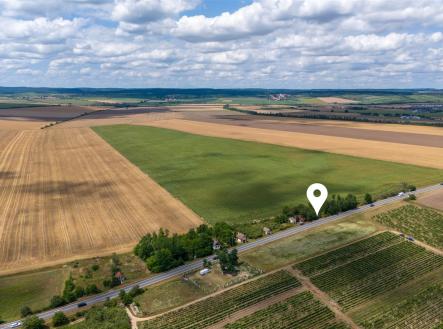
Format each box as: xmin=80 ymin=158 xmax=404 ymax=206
xmin=2 ymin=183 xmax=442 ymax=328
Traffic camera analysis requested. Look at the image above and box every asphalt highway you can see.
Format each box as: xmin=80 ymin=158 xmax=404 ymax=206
xmin=2 ymin=183 xmax=442 ymax=328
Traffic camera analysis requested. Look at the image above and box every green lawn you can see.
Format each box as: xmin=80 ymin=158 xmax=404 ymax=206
xmin=0 ymin=268 xmax=67 ymax=321
xmin=94 ymin=125 xmax=443 ymax=225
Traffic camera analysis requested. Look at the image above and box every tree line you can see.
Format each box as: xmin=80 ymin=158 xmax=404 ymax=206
xmin=134 ymin=223 xmax=236 ymax=272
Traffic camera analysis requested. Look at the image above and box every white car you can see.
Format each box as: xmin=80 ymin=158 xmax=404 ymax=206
xmin=398 ymin=192 xmax=405 ymax=196
xmin=9 ymin=321 xmax=22 ymax=328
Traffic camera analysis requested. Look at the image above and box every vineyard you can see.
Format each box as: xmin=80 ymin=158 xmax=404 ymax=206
xmin=141 ymin=270 xmax=300 ymax=329
xmin=358 ymin=283 xmax=443 ymax=329
xmin=224 ymin=291 xmax=349 ymax=329
xmin=374 ymin=205 xmax=443 ymax=249
xmin=297 ymin=232 xmax=403 ymax=277
xmin=295 ymin=233 xmax=443 ymax=310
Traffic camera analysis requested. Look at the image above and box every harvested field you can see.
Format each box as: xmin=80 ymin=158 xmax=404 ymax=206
xmin=418 ymin=189 xmax=443 ymax=211
xmin=181 ymin=112 xmax=443 ymax=148
xmin=144 ymin=119 xmax=443 ymax=169
xmin=57 ymin=105 xmax=223 ymax=128
xmin=0 ymin=130 xmax=18 ymax=150
xmin=0 ymin=105 xmax=101 ymax=122
xmin=0 ymin=118 xmax=49 ymax=130
xmin=318 ymin=97 xmax=358 ymax=104
xmin=0 ymin=128 xmax=201 ymax=274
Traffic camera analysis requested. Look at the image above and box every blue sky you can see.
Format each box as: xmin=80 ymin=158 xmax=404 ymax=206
xmin=0 ymin=0 xmax=442 ymax=88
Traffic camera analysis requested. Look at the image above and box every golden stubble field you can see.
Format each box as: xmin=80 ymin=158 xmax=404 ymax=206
xmin=0 ymin=128 xmax=202 ymax=274
xmin=144 ymin=119 xmax=443 ymax=170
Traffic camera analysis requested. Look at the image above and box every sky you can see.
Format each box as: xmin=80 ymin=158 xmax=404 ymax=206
xmin=0 ymin=0 xmax=443 ymax=88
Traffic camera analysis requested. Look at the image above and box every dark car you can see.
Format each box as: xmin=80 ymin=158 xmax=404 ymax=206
xmin=77 ymin=302 xmax=87 ymax=308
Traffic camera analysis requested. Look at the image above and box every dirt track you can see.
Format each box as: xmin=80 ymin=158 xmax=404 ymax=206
xmin=144 ymin=119 xmax=443 ymax=170
xmin=0 ymin=128 xmax=202 ymax=274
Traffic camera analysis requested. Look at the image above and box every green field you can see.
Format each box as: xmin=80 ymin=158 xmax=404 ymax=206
xmin=0 ymin=268 xmax=67 ymax=321
xmin=375 ymin=205 xmax=443 ymax=248
xmin=94 ymin=125 xmax=443 ymax=225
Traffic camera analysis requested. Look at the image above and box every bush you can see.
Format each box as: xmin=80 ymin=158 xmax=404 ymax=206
xmin=364 ymin=193 xmax=373 ymax=204
xmin=50 ymin=296 xmax=66 ymax=308
xmin=85 ymin=284 xmax=100 ymax=295
xmin=52 ymin=312 xmax=69 ymax=327
xmin=408 ymin=194 xmax=417 ymax=200
xmin=119 ymin=290 xmax=133 ymax=306
xmin=128 ymin=285 xmax=144 ymax=298
xmin=74 ymin=286 xmax=86 ymax=298
xmin=91 ymin=264 xmax=99 ymax=271
xmin=20 ymin=306 xmax=33 ymax=317
xmin=22 ymin=315 xmax=45 ymax=329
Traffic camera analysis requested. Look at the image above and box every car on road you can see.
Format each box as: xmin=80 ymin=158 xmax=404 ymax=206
xmin=77 ymin=302 xmax=87 ymax=308
xmin=398 ymin=192 xmax=405 ymax=197
xmin=9 ymin=321 xmax=21 ymax=328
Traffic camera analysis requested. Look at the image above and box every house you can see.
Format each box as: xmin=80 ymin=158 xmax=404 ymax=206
xmin=115 ymin=271 xmax=125 ymax=284
xmin=212 ymin=239 xmax=222 ymax=250
xmin=263 ymin=227 xmax=272 ymax=235
xmin=236 ymin=232 xmax=247 ymax=244
xmin=288 ymin=215 xmax=305 ymax=224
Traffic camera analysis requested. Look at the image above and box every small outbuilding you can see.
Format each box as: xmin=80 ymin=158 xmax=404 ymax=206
xmin=263 ymin=227 xmax=272 ymax=235
xmin=212 ymin=239 xmax=222 ymax=250
xmin=236 ymin=232 xmax=247 ymax=244
xmin=115 ymin=271 xmax=125 ymax=284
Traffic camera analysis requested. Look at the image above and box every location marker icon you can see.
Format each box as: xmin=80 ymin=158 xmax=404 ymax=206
xmin=307 ymin=183 xmax=328 ymax=216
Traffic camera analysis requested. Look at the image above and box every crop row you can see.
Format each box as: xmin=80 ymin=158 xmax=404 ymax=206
xmin=359 ymin=284 xmax=443 ymax=329
xmin=296 ymin=232 xmax=403 ymax=276
xmin=311 ymin=241 xmax=424 ymax=292
xmin=328 ymin=252 xmax=443 ymax=310
xmin=375 ymin=205 xmax=443 ymax=249
xmin=141 ymin=270 xmax=300 ymax=329
xmin=224 ymin=291 xmax=348 ymax=329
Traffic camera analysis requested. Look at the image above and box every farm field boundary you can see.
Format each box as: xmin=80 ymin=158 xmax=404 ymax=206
xmin=142 ymin=119 xmax=443 ymax=169
xmin=0 ymin=127 xmax=202 ymax=274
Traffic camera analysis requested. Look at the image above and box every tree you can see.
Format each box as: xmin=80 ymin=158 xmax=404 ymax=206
xmin=50 ymin=296 xmax=66 ymax=308
xmin=63 ymin=276 xmax=77 ymax=303
xmin=213 ymin=222 xmax=236 ymax=246
xmin=128 ymin=285 xmax=144 ymax=298
xmin=85 ymin=284 xmax=100 ymax=295
xmin=74 ymin=286 xmax=85 ymax=298
xmin=364 ymin=193 xmax=373 ymax=204
xmin=22 ymin=315 xmax=45 ymax=329
xmin=203 ymin=258 xmax=212 ymax=268
xmin=217 ymin=249 xmax=239 ymax=274
xmin=119 ymin=290 xmax=133 ymax=306
xmin=146 ymin=248 xmax=180 ymax=273
xmin=52 ymin=312 xmax=69 ymax=327
xmin=20 ymin=306 xmax=33 ymax=317
xmin=408 ymin=194 xmax=417 ymax=200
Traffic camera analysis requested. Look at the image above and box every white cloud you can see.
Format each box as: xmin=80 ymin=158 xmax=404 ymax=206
xmin=112 ymin=0 xmax=199 ymax=23
xmin=1 ymin=0 xmax=443 ymax=88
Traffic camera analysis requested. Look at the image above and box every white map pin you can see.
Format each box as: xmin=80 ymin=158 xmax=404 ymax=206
xmin=307 ymin=183 xmax=328 ymax=216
